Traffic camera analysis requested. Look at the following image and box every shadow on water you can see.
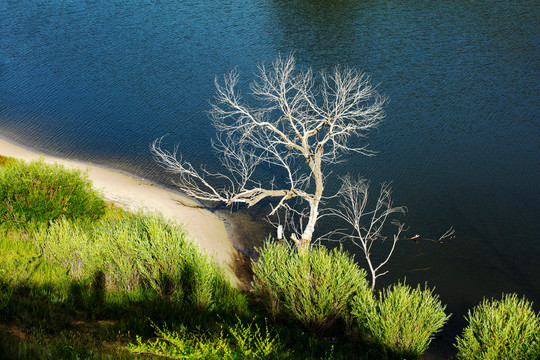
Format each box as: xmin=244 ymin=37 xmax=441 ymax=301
xmin=221 ymin=207 xmax=275 ymax=260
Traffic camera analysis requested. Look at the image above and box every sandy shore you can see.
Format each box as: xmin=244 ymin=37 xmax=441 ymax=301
xmin=0 ymin=136 xmax=238 ymax=269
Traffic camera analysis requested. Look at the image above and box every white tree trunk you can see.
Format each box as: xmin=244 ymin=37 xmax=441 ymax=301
xmin=297 ymin=153 xmax=324 ymax=251
xmin=297 ymin=198 xmax=320 ymax=251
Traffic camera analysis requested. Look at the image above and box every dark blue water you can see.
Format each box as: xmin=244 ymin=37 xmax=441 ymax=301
xmin=1 ymin=0 xmax=538 ymax=354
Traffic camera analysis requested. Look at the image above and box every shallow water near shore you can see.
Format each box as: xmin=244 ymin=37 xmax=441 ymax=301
xmin=1 ymin=0 xmax=538 ymax=355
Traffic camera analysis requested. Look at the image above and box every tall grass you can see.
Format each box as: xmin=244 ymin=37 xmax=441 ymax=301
xmin=0 ymin=158 xmax=105 ymax=229
xmin=455 ymin=293 xmax=540 ymax=360
xmin=0 ymin=225 xmax=68 ymax=292
xmin=362 ymin=281 xmax=450 ymax=358
xmin=94 ymin=213 xmax=189 ymax=296
xmin=36 ymin=219 xmax=96 ymax=281
xmin=252 ymin=240 xmax=373 ymax=335
xmin=35 ymin=212 xmax=244 ymax=313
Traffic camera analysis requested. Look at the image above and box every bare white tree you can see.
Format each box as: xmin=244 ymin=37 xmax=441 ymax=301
xmin=328 ymin=175 xmax=455 ymax=288
xmin=151 ymin=54 xmax=386 ymax=251
xmin=328 ymin=176 xmax=406 ymax=289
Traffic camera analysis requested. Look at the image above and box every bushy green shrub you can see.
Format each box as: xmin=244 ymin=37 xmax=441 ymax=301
xmin=455 ymin=293 xmax=540 ymax=360
xmin=36 ymin=212 xmax=242 ymax=312
xmin=0 ymin=159 xmax=105 ymax=228
xmin=364 ymin=281 xmax=450 ymax=358
xmin=252 ymin=241 xmax=373 ymax=335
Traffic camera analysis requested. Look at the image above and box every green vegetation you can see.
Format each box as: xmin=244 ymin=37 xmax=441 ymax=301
xmin=362 ymin=281 xmax=450 ymax=358
xmin=1 ymin=155 xmax=537 ymax=359
xmin=35 ymin=212 xmax=241 ymax=313
xmin=0 ymin=158 xmax=106 ymax=229
xmin=128 ymin=318 xmax=290 ymax=359
xmin=0 ymin=156 xmax=361 ymax=359
xmin=455 ymin=293 xmax=540 ymax=360
xmin=252 ymin=241 xmax=374 ymax=335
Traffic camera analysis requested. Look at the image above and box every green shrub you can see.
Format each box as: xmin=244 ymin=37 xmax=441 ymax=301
xmin=364 ymin=281 xmax=450 ymax=358
xmin=127 ymin=318 xmax=289 ymax=359
xmin=0 ymin=159 xmax=105 ymax=228
xmin=455 ymin=293 xmax=540 ymax=360
xmin=181 ymin=243 xmax=230 ymax=311
xmin=35 ymin=212 xmax=242 ymax=312
xmin=36 ymin=218 xmax=97 ymax=280
xmin=252 ymin=241 xmax=373 ymax=335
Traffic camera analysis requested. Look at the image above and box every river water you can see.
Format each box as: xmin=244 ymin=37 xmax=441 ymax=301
xmin=1 ymin=0 xmax=538 ymax=355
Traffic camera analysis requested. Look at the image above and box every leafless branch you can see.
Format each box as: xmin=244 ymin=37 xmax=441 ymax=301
xmin=326 ymin=176 xmax=406 ymax=289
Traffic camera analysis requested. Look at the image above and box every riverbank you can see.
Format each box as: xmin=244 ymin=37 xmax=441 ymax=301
xmin=0 ymin=136 xmax=237 ymax=268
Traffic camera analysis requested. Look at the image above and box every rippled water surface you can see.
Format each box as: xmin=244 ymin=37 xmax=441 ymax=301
xmin=1 ymin=0 xmax=538 ymax=354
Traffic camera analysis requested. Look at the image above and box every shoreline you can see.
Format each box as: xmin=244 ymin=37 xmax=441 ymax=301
xmin=0 ymin=135 xmax=239 ymax=269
